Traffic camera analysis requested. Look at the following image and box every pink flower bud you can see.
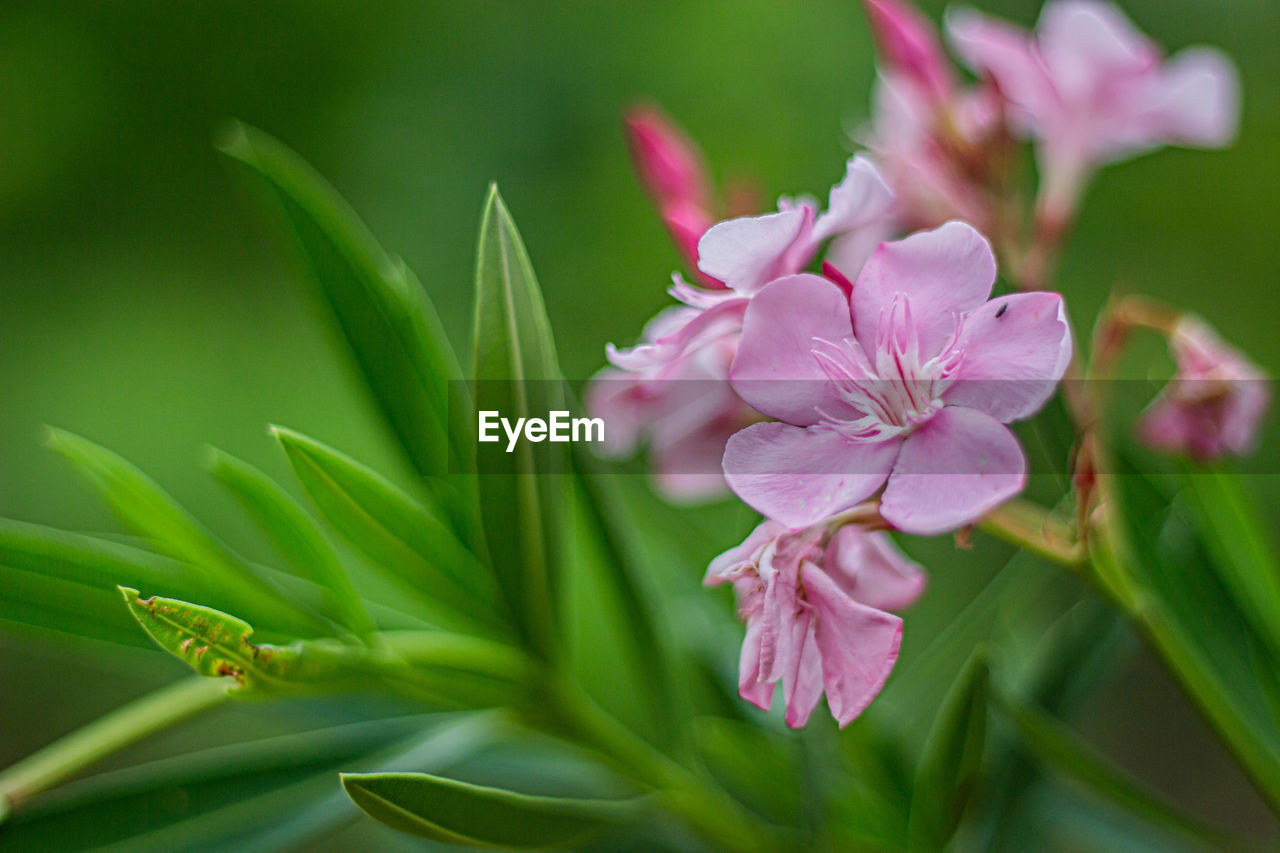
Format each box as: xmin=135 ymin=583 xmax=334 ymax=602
xmin=1138 ymin=317 xmax=1269 ymax=461
xmin=624 ymin=104 xmax=713 ymax=213
xmin=862 ymin=0 xmax=953 ymax=105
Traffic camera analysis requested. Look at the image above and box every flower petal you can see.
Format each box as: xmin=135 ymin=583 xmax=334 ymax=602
xmin=1140 ymin=48 xmax=1240 ymax=148
xmin=738 ymin=617 xmax=777 ymax=711
xmin=945 ymin=6 xmax=1055 ymax=121
xmin=782 ymin=613 xmax=824 ymax=728
xmin=852 ymin=221 xmax=997 ymax=359
xmin=880 ymin=407 xmax=1026 ymax=534
xmin=812 ymin=156 xmax=895 ymax=243
xmin=945 ymin=292 xmax=1072 ymax=422
xmin=802 ymin=563 xmax=903 ymax=727
xmin=723 ymin=423 xmax=899 ymax=529
xmin=697 ymin=207 xmax=812 ymax=295
xmin=824 ymin=527 xmax=927 ymax=611
xmin=730 ymin=274 xmax=854 ymax=425
xmin=1036 ymin=0 xmax=1157 ymax=97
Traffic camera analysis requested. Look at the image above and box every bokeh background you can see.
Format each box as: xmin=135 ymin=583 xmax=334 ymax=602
xmin=2 ymin=0 xmax=1277 ymax=847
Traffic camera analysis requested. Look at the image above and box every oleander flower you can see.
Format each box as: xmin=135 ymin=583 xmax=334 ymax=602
xmin=705 ymin=519 xmax=924 ymax=727
xmin=1138 ymin=316 xmax=1269 ymax=461
xmin=946 ymin=0 xmax=1240 ymax=217
xmin=589 ymin=157 xmax=897 ymax=500
xmin=724 ymin=221 xmax=1071 ymax=534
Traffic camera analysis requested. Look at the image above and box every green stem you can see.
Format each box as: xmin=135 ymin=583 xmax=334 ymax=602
xmin=0 ymin=671 xmax=229 ymax=819
xmin=548 ymin=676 xmax=784 ymax=853
xmin=977 ymin=500 xmax=1086 ymax=567
xmin=0 ymin=676 xmax=230 ymax=819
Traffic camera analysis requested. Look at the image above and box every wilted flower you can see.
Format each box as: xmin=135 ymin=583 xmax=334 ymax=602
xmin=946 ymin=0 xmax=1240 ymax=219
xmin=1138 ymin=316 xmax=1269 ymax=461
xmin=705 ymin=519 xmax=924 ymax=727
xmin=725 ymin=221 xmax=1072 ymax=534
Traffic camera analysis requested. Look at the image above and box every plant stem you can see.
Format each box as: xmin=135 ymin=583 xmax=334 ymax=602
xmin=977 ymin=500 xmax=1086 ymax=567
xmin=548 ymin=675 xmax=784 ymax=853
xmin=0 ymin=676 xmax=230 ymax=820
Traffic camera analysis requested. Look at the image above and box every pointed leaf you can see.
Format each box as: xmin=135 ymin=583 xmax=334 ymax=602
xmin=471 ymin=185 xmax=568 ymax=655
xmin=1178 ymin=466 xmax=1280 ymax=657
xmin=44 ymin=429 xmax=325 ymax=637
xmin=270 ymin=426 xmax=506 ymax=637
xmin=217 ymin=123 xmax=474 ymax=498
xmin=1101 ymin=451 xmax=1280 ymax=811
xmin=340 ymin=771 xmax=639 ymax=848
xmin=118 ymin=587 xmax=364 ymax=693
xmin=908 ymin=649 xmax=989 ymax=850
xmin=204 ymin=447 xmax=373 ymax=636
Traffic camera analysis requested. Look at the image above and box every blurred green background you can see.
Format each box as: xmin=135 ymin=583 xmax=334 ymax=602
xmin=2 ymin=0 xmax=1278 ymax=846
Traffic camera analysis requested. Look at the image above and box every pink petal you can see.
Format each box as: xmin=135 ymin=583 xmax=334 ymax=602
xmin=802 ymin=563 xmax=903 ymax=727
xmin=1142 ymin=48 xmax=1240 ymax=148
xmin=705 ymin=520 xmax=779 ymax=585
xmin=880 ymin=406 xmax=1026 ymax=535
xmin=812 ymin=156 xmax=896 ymax=242
xmin=697 ymin=207 xmax=813 ymax=295
xmin=723 ymin=423 xmax=900 ymax=529
xmin=852 ymin=221 xmax=997 ymax=359
xmin=1036 ymin=1 xmax=1158 ymax=98
xmin=824 ymin=527 xmax=927 ymax=611
xmin=782 ymin=613 xmax=824 ymax=728
xmin=730 ymin=274 xmax=855 ymax=425
xmin=738 ymin=617 xmax=777 ymax=711
xmin=945 ymin=292 xmax=1072 ymax=422
xmin=945 ymin=7 xmax=1055 ymax=122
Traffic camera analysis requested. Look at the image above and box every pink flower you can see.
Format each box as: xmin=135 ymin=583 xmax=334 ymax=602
xmin=724 ymin=221 xmax=1072 ymax=534
xmin=705 ymin=520 xmax=923 ymax=727
xmin=589 ymin=158 xmax=897 ymax=500
xmin=1138 ymin=317 xmax=1270 ymax=461
xmin=946 ymin=1 xmax=1240 ymax=215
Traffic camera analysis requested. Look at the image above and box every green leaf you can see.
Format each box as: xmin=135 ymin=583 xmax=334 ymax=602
xmin=471 ymin=185 xmax=567 ymax=655
xmin=118 ymin=587 xmax=363 ymax=693
xmin=44 ymin=428 xmax=326 ymax=638
xmin=270 ymin=426 xmax=506 ymax=637
xmin=907 ymin=649 xmax=990 ymax=851
xmin=217 ymin=123 xmax=474 ymax=501
xmin=991 ymin=686 xmax=1254 ymax=850
xmin=1178 ymin=466 xmax=1280 ymax=656
xmin=340 ymin=771 xmax=639 ymax=848
xmin=557 ymin=452 xmax=678 ymax=747
xmin=203 ymin=447 xmax=374 ymax=637
xmin=1099 ymin=452 xmax=1280 ymax=812
xmin=691 ymin=717 xmax=803 ymax=827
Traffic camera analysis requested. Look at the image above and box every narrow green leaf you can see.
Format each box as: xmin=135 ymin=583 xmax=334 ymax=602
xmin=1101 ymin=452 xmax=1280 ymax=812
xmin=203 ymin=446 xmax=374 ymax=636
xmin=270 ymin=426 xmax=506 ymax=637
xmin=1178 ymin=467 xmax=1280 ymax=656
xmin=908 ymin=649 xmax=990 ymax=851
xmin=991 ymin=687 xmax=1254 ymax=850
xmin=118 ymin=587 xmax=363 ymax=693
xmin=692 ymin=717 xmax=803 ymax=826
xmin=471 ymin=185 xmax=567 ymax=655
xmin=217 ymin=123 xmax=475 ymax=499
xmin=44 ymin=428 xmax=325 ymax=637
xmin=340 ymin=771 xmax=638 ymax=848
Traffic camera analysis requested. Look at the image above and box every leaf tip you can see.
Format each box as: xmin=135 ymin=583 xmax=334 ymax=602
xmin=214 ymin=118 xmax=253 ymax=161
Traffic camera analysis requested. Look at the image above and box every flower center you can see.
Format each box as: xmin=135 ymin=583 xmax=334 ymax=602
xmin=810 ymin=292 xmax=963 ymax=440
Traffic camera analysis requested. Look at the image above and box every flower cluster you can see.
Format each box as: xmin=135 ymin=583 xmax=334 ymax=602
xmin=592 ymin=0 xmax=1264 ymax=728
